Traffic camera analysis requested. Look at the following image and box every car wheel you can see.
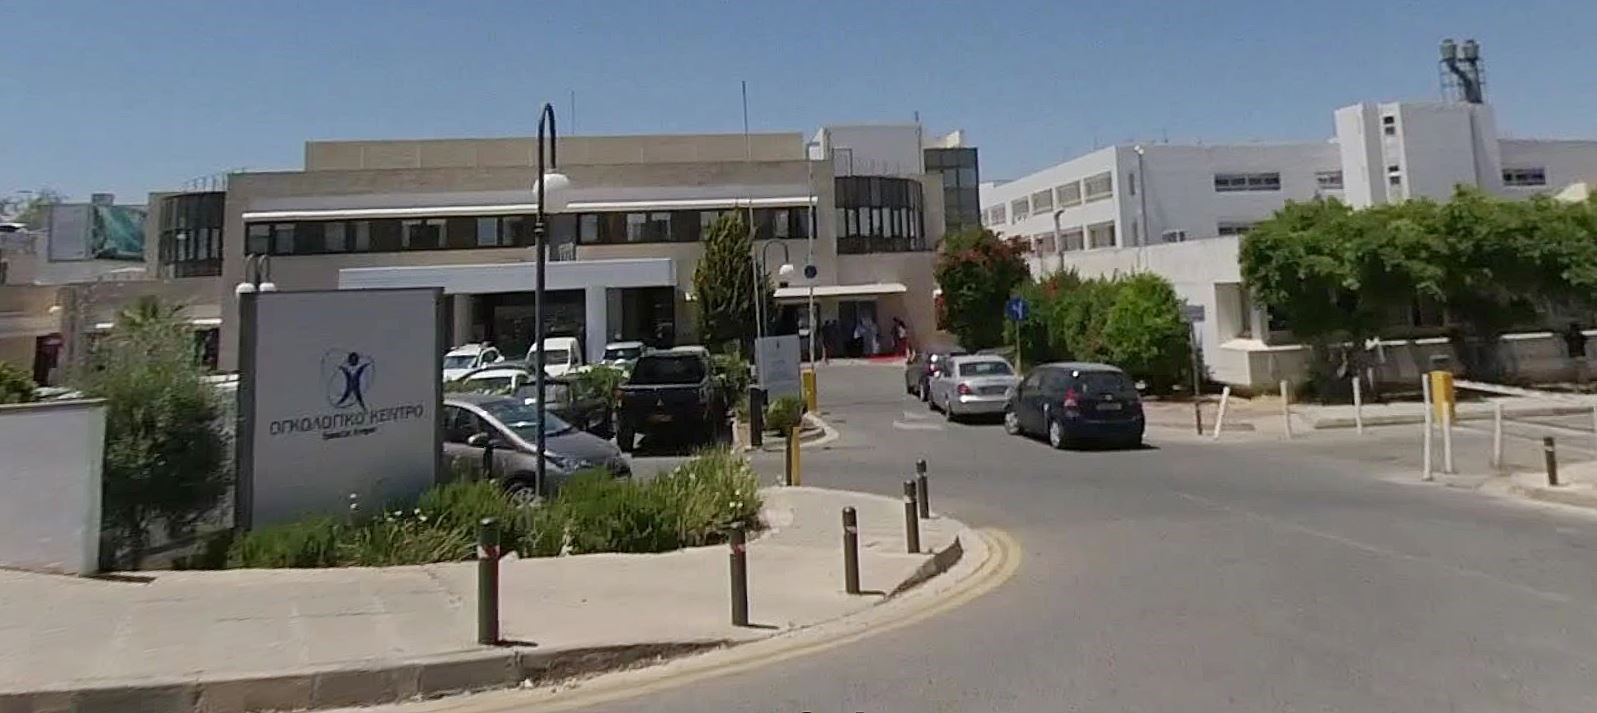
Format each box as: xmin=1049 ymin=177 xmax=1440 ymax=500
xmin=1003 ymin=409 xmax=1021 ymax=435
xmin=1047 ymin=418 xmax=1067 ymax=450
xmin=504 ymin=478 xmax=540 ymax=506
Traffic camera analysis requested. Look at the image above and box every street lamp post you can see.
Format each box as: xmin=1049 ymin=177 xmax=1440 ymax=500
xmin=752 ymin=240 xmax=795 ymax=340
xmin=532 ymin=103 xmax=571 ymax=499
xmin=805 ymin=140 xmax=820 ymax=364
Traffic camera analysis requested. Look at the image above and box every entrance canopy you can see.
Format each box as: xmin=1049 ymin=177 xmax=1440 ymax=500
xmin=772 ymin=282 xmax=906 ymax=303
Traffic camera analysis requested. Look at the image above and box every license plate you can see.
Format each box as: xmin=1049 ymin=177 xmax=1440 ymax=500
xmin=1097 ymin=402 xmax=1123 ymax=411
xmin=648 ymin=413 xmax=674 ymax=423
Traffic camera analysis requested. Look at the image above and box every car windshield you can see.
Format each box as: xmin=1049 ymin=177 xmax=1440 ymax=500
xmin=460 ymin=375 xmax=516 ymax=394
xmin=442 ymin=354 xmax=477 ymax=369
xmin=478 ymin=399 xmax=574 ymax=437
xmin=535 ymin=349 xmax=571 ymax=366
xmin=959 ymin=361 xmax=1013 ymax=377
xmin=1078 ymin=371 xmax=1133 ymax=395
xmin=629 ymin=355 xmax=706 ymax=385
xmin=604 ymin=346 xmax=643 ymax=361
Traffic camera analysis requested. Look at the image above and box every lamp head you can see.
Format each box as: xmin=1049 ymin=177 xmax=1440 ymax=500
xmin=234 ymin=282 xmax=258 ymax=296
xmin=778 ymin=263 xmax=796 ymax=278
xmin=536 ymin=172 xmax=572 ymax=212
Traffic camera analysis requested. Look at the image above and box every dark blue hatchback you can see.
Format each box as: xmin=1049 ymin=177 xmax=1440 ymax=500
xmin=1003 ymin=362 xmax=1145 ymax=449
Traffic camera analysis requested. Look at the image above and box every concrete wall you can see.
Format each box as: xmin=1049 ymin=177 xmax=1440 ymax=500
xmin=1335 ymin=103 xmax=1386 ymax=208
xmin=1499 ymin=139 xmax=1597 ymax=197
xmin=820 ymin=124 xmax=925 ymax=177
xmin=1390 ymin=102 xmax=1494 ymax=201
xmin=305 ymin=133 xmax=806 ymax=171
xmin=0 ymin=399 xmax=104 ymax=575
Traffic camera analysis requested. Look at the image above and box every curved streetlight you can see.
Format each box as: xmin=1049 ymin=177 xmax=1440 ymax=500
xmin=532 ymin=102 xmax=569 ymax=499
xmin=754 ymin=240 xmax=795 ymax=338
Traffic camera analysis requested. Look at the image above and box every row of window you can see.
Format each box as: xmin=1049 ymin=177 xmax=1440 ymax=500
xmin=1213 ymin=172 xmax=1281 ymax=192
xmin=1503 ymin=167 xmax=1547 ymax=187
xmin=244 ymin=208 xmax=812 ymax=256
xmin=158 ymin=192 xmax=226 ymax=277
xmin=1024 ymin=221 xmax=1120 ymax=255
xmin=992 ymin=171 xmax=1115 ymax=227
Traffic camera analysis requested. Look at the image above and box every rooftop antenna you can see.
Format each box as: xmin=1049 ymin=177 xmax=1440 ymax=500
xmin=569 ymin=90 xmax=577 ymax=134
xmin=1439 ymin=38 xmax=1486 ymax=104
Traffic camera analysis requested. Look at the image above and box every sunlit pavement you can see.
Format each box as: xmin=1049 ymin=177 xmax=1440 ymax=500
xmin=554 ymin=362 xmax=1597 ymax=712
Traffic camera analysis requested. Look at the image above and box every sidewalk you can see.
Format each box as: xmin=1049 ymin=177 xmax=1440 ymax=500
xmin=1505 ymin=460 xmax=1597 ymax=510
xmin=1297 ymin=395 xmax=1596 ymax=430
xmin=0 ymin=487 xmax=972 ymax=713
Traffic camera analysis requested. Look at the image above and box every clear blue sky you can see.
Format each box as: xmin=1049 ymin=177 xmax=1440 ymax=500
xmin=5 ymin=0 xmax=1595 ymax=201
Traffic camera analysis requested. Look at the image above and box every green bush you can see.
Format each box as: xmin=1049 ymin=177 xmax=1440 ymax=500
xmin=573 ymin=364 xmax=628 ymax=412
xmin=711 ymin=353 xmax=751 ymax=399
xmin=224 ymin=452 xmax=762 ymax=567
xmin=764 ymin=395 xmax=804 ymax=433
xmin=226 ymin=516 xmax=342 ymax=568
xmin=0 ymin=361 xmax=35 ymax=404
xmin=1101 ymin=274 xmax=1192 ymax=393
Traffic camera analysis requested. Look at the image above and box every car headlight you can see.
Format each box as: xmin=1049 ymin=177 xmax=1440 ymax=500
xmin=542 ymin=452 xmax=583 ymax=471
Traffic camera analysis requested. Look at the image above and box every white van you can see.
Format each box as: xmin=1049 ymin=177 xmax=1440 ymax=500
xmin=527 ymin=336 xmax=584 ymax=377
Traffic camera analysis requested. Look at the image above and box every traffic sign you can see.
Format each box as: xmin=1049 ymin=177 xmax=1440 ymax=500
xmin=1180 ymin=303 xmax=1206 ymax=323
xmin=1005 ymin=297 xmax=1030 ymax=321
xmin=803 ymin=264 xmax=818 ymax=279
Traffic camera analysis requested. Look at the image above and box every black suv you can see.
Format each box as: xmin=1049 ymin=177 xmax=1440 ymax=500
xmin=615 ymin=347 xmax=726 ymax=452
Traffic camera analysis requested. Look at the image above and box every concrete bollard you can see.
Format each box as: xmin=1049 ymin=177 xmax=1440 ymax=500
xmin=1352 ymin=376 xmax=1364 ymax=435
xmin=1545 ymin=437 xmax=1560 ymax=487
xmin=1211 ymin=386 xmax=1231 ymax=440
xmin=728 ymin=524 xmax=749 ymax=626
xmin=915 ymin=459 xmax=930 ymax=519
xmin=902 ymin=481 xmax=921 ymax=554
xmin=476 ymin=518 xmax=500 ymax=645
xmin=1491 ymin=402 xmax=1504 ymax=469
xmin=1279 ymin=380 xmax=1293 ymax=439
xmin=1441 ymin=393 xmax=1455 ymax=475
xmin=1421 ymin=374 xmax=1435 ymax=482
xmin=842 ymin=507 xmax=860 ymax=595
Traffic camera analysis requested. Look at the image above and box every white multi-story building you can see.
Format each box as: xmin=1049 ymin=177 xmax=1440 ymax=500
xmin=980 ymin=99 xmax=1597 ymax=388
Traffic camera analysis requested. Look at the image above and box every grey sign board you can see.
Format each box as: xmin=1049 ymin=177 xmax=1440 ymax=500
xmin=755 ymin=334 xmax=803 ymax=400
xmin=237 ymin=289 xmax=443 ymax=528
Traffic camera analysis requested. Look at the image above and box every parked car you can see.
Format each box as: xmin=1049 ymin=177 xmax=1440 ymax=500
xmin=442 ymin=393 xmax=629 ymax=504
xmin=903 ymin=347 xmax=968 ymax=401
xmin=454 ymin=364 xmax=613 ymax=438
xmin=615 ymin=346 xmax=725 ymax=452
xmin=1004 ymin=362 xmax=1145 ymax=449
xmin=526 ymin=336 xmax=584 ymax=378
xmin=928 ymin=355 xmax=1020 ymax=421
xmin=442 ymin=343 xmax=503 ymax=382
xmin=600 ymin=340 xmax=647 ymax=371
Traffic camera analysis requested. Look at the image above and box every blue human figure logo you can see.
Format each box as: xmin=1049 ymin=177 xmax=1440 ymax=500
xmin=324 ymin=350 xmax=375 ymax=410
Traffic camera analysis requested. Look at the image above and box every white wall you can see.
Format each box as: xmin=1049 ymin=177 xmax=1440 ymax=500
xmin=820 ymin=124 xmax=924 ymax=177
xmin=1499 ymin=139 xmax=1597 ymax=196
xmin=1136 ymin=144 xmax=1337 ymax=242
xmin=0 ymin=399 xmax=104 ymax=575
xmin=980 ymin=146 xmax=1124 ymax=245
xmin=1335 ymin=103 xmax=1385 ymax=208
xmin=1391 ymin=102 xmax=1492 ymax=201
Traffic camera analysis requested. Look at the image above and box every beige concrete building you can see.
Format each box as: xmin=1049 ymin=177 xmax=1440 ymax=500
xmin=2 ymin=124 xmax=975 ymax=380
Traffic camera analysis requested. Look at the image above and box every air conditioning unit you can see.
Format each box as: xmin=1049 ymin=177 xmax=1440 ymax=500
xmin=1161 ymin=230 xmax=1187 ymax=243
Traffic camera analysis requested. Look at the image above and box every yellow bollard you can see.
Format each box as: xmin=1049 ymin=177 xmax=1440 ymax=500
xmin=801 ymin=369 xmax=818 ymax=413
xmin=788 ymin=426 xmax=802 ymax=487
xmin=1428 ymin=369 xmax=1456 ymax=422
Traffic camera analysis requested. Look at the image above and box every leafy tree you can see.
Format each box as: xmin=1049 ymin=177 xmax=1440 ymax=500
xmin=0 ymin=361 xmax=35 ymax=403
xmin=693 ymin=212 xmax=772 ymax=352
xmin=0 ymin=188 xmax=66 ymax=227
xmin=1101 ymin=274 xmax=1192 ymax=392
xmin=934 ymin=228 xmax=1030 ymax=349
xmin=75 ymin=296 xmax=228 ymax=567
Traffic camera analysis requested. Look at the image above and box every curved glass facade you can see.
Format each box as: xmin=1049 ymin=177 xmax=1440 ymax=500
xmin=157 ymin=191 xmax=225 ymax=277
xmin=833 ymin=176 xmax=925 ymax=254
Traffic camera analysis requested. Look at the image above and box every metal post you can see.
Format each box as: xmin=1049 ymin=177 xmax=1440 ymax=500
xmin=480 ymin=440 xmax=495 ymax=480
xmin=1441 ymin=394 xmax=1455 ymax=475
xmin=1279 ymin=380 xmax=1293 ymax=438
xmin=902 ymin=481 xmax=921 ymax=554
xmin=748 ymin=386 xmax=766 ymax=448
xmin=1422 ymin=374 xmax=1435 ymax=481
xmin=476 ymin=518 xmax=500 ymax=645
xmin=1491 ymin=402 xmax=1504 ymax=468
xmin=842 ymin=507 xmax=860 ymax=595
xmin=1211 ymin=386 xmax=1231 ymax=440
xmin=1191 ymin=327 xmax=1203 ymax=435
xmin=729 ymin=524 xmax=749 ymax=626
xmin=1590 ymin=404 xmax=1597 ymax=459
xmin=1352 ymin=376 xmax=1364 ymax=435
xmin=915 ymin=459 xmax=930 ymax=519
xmin=1544 ymin=436 xmax=1559 ymax=487
xmin=533 ymin=103 xmax=558 ymax=500
xmin=784 ymin=427 xmax=800 ymax=486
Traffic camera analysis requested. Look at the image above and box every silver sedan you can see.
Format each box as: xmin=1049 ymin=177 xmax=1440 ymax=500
xmin=928 ymin=355 xmax=1020 ymax=421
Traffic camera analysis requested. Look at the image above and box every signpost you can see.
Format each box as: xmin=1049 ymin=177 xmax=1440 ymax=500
xmin=1181 ymin=302 xmax=1205 ymax=435
xmin=755 ymin=334 xmax=803 ymax=401
xmin=1005 ymin=297 xmax=1029 ymax=371
xmin=236 ymin=288 xmax=443 ymax=528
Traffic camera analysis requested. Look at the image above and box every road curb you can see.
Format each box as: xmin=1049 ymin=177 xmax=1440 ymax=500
xmin=1508 ymin=482 xmax=1597 ymax=510
xmin=890 ymin=532 xmax=965 ymax=597
xmin=0 ymin=644 xmax=727 ymax=713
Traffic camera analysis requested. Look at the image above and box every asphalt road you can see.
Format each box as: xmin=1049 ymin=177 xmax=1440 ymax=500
xmin=600 ymin=363 xmax=1597 ymax=712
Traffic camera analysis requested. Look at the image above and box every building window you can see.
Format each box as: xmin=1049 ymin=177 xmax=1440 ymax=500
xmin=1315 ymin=171 xmax=1344 ymax=190
xmin=1387 ymin=165 xmax=1402 ymax=187
xmin=1213 ymin=172 xmax=1281 ymax=192
xmin=1503 ymin=167 xmax=1547 ymax=187
xmin=1056 ymin=181 xmax=1082 ymax=207
xmin=158 ymin=192 xmax=225 ymax=276
xmin=476 ymin=217 xmax=500 ymax=247
xmin=1127 ymin=172 xmax=1136 ymax=196
xmin=1217 ymin=222 xmax=1253 ymax=237
xmin=1059 ymin=228 xmax=1084 ymax=251
xmin=834 ymin=175 xmax=925 ymax=253
xmin=324 ymin=222 xmax=348 ymax=252
xmin=1382 ymin=115 xmax=1396 ymax=136
xmin=1162 ymin=230 xmax=1187 ymax=243
xmin=401 ymin=219 xmax=443 ymax=249
xmin=1010 ymin=198 xmax=1030 ymax=221
xmin=990 ymin=205 xmax=1007 ymax=224
xmin=1083 ymin=172 xmax=1113 ymax=201
xmin=1087 ymin=222 xmax=1116 ymax=249
xmin=1030 ymin=189 xmax=1053 ymax=213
